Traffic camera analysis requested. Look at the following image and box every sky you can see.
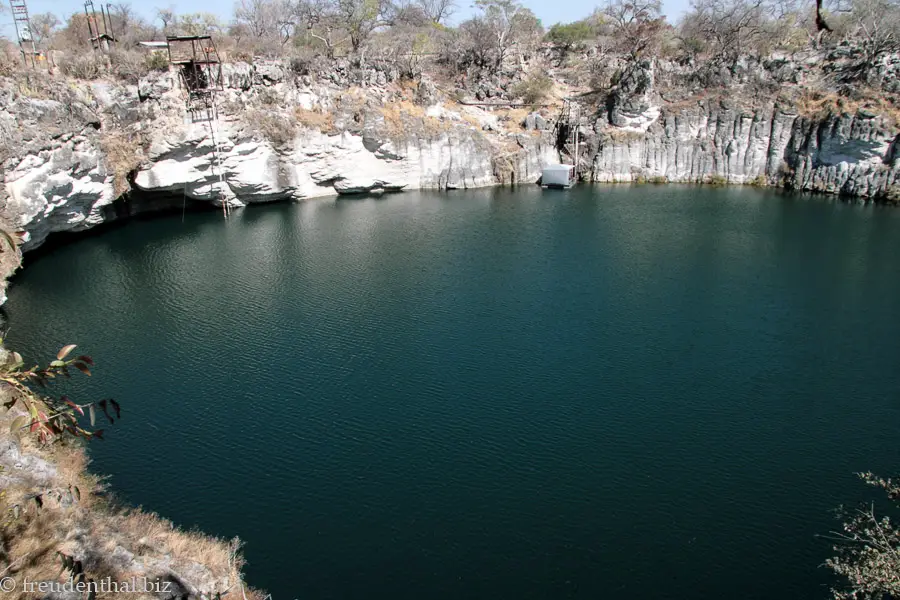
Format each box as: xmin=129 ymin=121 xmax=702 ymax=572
xmin=2 ymin=0 xmax=693 ymax=41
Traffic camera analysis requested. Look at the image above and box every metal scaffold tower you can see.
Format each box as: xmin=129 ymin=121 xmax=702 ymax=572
xmin=8 ymin=0 xmax=39 ymax=68
xmin=166 ymin=35 xmax=230 ymax=218
xmin=84 ymin=0 xmax=116 ymax=51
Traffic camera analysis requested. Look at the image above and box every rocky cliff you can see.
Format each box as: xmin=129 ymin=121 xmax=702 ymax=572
xmin=583 ymin=102 xmax=898 ymax=197
xmin=1 ymin=58 xmax=898 ymax=265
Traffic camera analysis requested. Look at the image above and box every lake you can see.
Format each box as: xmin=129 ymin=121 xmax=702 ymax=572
xmin=6 ymin=185 xmax=900 ymax=599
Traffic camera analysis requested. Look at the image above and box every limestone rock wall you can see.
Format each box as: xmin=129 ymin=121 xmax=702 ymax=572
xmin=583 ymin=103 xmax=899 ymax=196
xmin=1 ymin=60 xmax=898 ymax=257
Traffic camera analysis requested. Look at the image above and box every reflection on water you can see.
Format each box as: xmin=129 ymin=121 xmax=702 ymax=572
xmin=6 ymin=185 xmax=900 ymax=600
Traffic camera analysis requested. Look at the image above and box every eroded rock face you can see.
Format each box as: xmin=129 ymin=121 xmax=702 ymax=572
xmin=131 ymin=124 xmax=549 ymax=204
xmin=582 ymin=102 xmax=899 ymax=192
xmin=1 ymin=55 xmax=899 ymax=259
xmin=1 ymin=68 xmax=557 ymax=254
xmin=4 ymin=134 xmax=116 ymax=251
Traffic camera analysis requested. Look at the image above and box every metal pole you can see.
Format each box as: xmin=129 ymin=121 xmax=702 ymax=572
xmin=84 ymin=2 xmax=96 ymax=49
xmin=104 ymin=3 xmax=116 ymax=41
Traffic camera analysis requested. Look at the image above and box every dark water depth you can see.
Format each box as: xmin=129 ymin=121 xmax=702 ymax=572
xmin=6 ymin=185 xmax=900 ymax=599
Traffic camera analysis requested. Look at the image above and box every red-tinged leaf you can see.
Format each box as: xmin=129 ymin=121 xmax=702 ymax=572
xmin=57 ymin=344 xmax=77 ymax=360
xmin=93 ymin=429 xmax=104 ymax=440
xmin=30 ymin=420 xmax=40 ymax=433
xmin=38 ymin=411 xmax=48 ymax=423
xmin=73 ymin=363 xmax=91 ymax=377
xmin=77 ymin=355 xmax=94 ymax=366
xmin=64 ymin=398 xmax=85 ymax=416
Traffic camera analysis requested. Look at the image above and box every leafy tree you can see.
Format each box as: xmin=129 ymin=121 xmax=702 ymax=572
xmin=157 ymin=7 xmax=176 ymax=31
xmin=603 ymin=0 xmax=668 ymax=59
xmin=464 ymin=0 xmax=542 ymax=72
xmin=335 ymin=0 xmax=391 ymax=53
xmin=546 ymin=20 xmax=596 ymax=53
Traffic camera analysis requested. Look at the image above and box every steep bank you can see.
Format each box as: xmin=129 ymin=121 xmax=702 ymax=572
xmin=2 ymin=59 xmax=898 ymax=264
xmin=0 ymin=345 xmax=263 ymax=600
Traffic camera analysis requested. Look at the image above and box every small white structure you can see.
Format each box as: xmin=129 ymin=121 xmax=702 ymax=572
xmin=541 ymin=164 xmax=575 ymax=189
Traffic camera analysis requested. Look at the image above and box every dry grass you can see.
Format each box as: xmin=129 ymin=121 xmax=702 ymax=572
xmin=380 ymin=100 xmax=450 ymax=140
xmin=791 ymin=89 xmax=900 ymax=126
xmin=0 ymin=385 xmax=261 ymax=600
xmin=497 ymin=108 xmax=530 ymax=132
xmin=294 ymin=106 xmax=337 ymax=134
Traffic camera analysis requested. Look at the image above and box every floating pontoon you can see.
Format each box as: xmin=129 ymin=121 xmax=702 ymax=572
xmin=541 ymin=164 xmax=575 ymax=189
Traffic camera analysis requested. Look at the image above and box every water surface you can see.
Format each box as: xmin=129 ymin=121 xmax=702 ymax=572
xmin=6 ymin=185 xmax=900 ymax=599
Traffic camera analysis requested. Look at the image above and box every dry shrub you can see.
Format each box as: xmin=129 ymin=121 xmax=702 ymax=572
xmin=511 ymin=71 xmax=554 ymax=107
xmin=0 ymin=42 xmax=21 ymax=77
xmin=792 ymin=89 xmax=900 ymax=126
xmin=244 ymin=109 xmax=297 ymax=147
xmin=100 ymin=131 xmax=144 ymax=196
xmin=294 ymin=107 xmax=336 ymax=134
xmin=60 ymin=53 xmax=107 ymax=80
xmin=108 ymin=49 xmax=150 ymax=84
xmin=380 ymin=100 xmax=450 ymax=139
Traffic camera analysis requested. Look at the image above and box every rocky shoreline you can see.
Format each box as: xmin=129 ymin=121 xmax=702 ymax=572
xmin=2 ymin=59 xmax=898 ymax=262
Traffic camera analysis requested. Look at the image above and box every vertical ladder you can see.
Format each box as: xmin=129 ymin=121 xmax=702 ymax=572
xmin=166 ymin=35 xmax=229 ymax=218
xmin=9 ymin=0 xmax=38 ymax=68
xmin=553 ymin=99 xmax=581 ymax=181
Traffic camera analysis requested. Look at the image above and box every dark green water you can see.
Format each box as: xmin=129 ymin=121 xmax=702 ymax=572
xmin=5 ymin=185 xmax=900 ymax=599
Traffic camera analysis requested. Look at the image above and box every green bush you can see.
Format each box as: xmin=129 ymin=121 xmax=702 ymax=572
xmin=545 ymin=20 xmax=595 ymax=51
xmin=512 ymin=72 xmax=554 ymax=106
xmin=145 ymin=51 xmax=170 ymax=72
